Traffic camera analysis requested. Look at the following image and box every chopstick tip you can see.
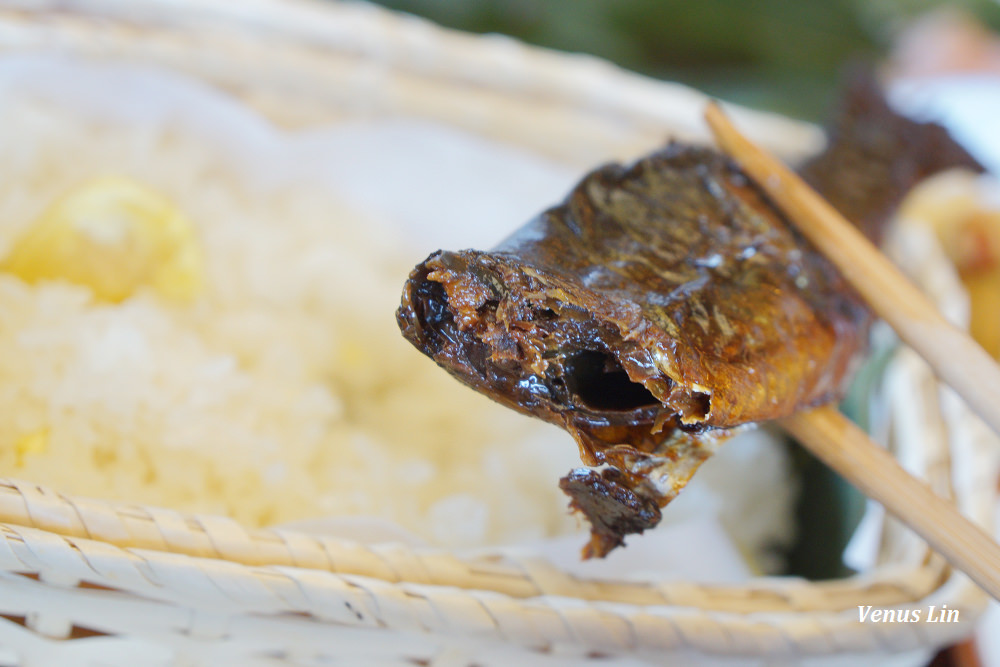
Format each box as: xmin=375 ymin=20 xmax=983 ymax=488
xmin=704 ymin=100 xmax=736 ymax=149
xmin=704 ymin=100 xmax=725 ymax=124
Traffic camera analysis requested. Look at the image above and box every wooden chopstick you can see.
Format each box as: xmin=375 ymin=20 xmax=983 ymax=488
xmin=782 ymin=406 xmax=1000 ymax=602
xmin=704 ymin=102 xmax=1000 ymax=601
xmin=705 ymin=102 xmax=1000 ymax=441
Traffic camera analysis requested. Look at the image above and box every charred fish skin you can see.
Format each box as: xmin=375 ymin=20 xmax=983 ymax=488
xmin=559 ymin=467 xmax=662 ymax=559
xmin=396 ymin=73 xmax=983 ymax=558
xmin=399 ymin=146 xmax=867 ymax=440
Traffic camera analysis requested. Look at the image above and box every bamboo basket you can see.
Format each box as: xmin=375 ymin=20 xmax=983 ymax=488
xmin=0 ymin=1 xmax=995 ymax=665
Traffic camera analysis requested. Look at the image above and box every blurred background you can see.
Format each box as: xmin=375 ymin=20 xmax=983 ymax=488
xmin=367 ymin=0 xmax=1000 ymax=120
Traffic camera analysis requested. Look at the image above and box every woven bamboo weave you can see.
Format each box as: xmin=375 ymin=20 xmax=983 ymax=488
xmin=0 ymin=1 xmax=993 ymax=665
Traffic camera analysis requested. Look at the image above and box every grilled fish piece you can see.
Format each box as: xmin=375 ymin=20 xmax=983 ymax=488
xmin=397 ymin=73 xmax=981 ymax=557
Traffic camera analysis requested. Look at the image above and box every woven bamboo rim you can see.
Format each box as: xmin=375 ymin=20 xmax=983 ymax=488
xmin=0 ymin=0 xmax=993 ymax=662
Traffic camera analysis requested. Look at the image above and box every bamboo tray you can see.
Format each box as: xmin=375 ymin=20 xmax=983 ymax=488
xmin=0 ymin=1 xmax=995 ymax=665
